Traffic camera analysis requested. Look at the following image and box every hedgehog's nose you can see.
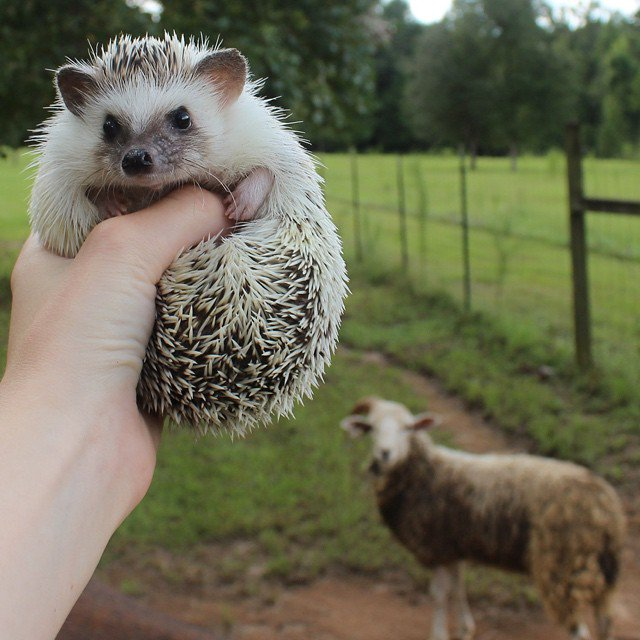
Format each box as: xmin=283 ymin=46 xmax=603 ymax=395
xmin=122 ymin=148 xmax=153 ymax=176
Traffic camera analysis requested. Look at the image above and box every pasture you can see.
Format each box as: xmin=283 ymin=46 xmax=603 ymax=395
xmin=322 ymin=152 xmax=640 ymax=391
xmin=1 ymin=150 xmax=639 ymax=636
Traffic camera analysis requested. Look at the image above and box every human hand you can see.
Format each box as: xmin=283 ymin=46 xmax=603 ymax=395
xmin=0 ymin=187 xmax=227 ymax=639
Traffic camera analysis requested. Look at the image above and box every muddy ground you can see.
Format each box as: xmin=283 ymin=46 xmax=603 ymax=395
xmin=63 ymin=354 xmax=640 ymax=639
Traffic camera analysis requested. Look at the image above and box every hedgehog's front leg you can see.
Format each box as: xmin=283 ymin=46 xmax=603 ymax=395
xmin=224 ymin=166 xmax=274 ymax=221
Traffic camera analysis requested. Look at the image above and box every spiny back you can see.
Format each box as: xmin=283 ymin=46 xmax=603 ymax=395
xmin=83 ymin=33 xmax=211 ymax=87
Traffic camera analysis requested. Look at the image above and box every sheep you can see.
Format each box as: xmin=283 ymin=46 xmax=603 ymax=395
xmin=340 ymin=396 xmax=626 ymax=640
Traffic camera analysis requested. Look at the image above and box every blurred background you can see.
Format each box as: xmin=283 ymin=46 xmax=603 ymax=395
xmin=1 ymin=1 xmax=640 ymax=638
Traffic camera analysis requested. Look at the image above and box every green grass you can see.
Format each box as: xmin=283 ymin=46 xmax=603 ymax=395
xmin=341 ymin=268 xmax=639 ymax=472
xmin=0 ymin=150 xmax=33 ymax=240
xmin=106 ymin=350 xmax=433 ymax=583
xmin=322 ymin=152 xmax=640 ymax=392
xmin=0 ymin=150 xmax=637 ymax=598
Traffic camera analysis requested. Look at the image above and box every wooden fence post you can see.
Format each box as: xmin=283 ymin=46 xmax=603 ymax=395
xmin=350 ymin=148 xmax=363 ymax=263
xmin=566 ymin=123 xmax=593 ymax=370
xmin=459 ymin=149 xmax=471 ymax=313
xmin=396 ymin=155 xmax=409 ymax=272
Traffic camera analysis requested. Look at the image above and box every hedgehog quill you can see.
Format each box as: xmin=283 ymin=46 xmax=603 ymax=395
xmin=29 ymin=33 xmax=348 ymax=434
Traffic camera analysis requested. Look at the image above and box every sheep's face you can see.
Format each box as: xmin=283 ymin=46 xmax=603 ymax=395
xmin=340 ymin=397 xmax=439 ymax=474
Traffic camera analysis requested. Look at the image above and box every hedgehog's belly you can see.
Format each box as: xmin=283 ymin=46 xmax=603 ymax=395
xmin=136 ymin=219 xmax=343 ymax=433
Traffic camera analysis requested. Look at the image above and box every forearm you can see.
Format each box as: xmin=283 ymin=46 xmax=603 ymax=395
xmin=0 ymin=187 xmax=227 ymax=638
xmin=0 ymin=380 xmax=147 ymax=640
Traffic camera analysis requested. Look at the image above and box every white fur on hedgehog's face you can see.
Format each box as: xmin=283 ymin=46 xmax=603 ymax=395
xmin=50 ymin=40 xmax=248 ymax=220
xmin=340 ymin=398 xmax=439 ymax=474
xmin=76 ymin=79 xmax=227 ymax=216
xmin=86 ymin=82 xmax=223 ymax=188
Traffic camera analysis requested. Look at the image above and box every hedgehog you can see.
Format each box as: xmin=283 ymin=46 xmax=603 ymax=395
xmin=28 ymin=33 xmax=348 ymax=434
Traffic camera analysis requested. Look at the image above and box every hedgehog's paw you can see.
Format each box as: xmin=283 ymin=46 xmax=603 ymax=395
xmin=223 ymin=193 xmax=251 ymax=221
xmin=225 ymin=166 xmax=274 ymax=221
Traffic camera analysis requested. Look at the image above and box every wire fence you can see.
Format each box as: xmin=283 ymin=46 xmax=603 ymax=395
xmin=321 ymin=150 xmax=640 ymax=387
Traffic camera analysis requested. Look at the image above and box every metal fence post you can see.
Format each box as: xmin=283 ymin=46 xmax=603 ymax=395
xmin=566 ymin=123 xmax=593 ymax=369
xmin=396 ymin=155 xmax=409 ymax=272
xmin=459 ymin=150 xmax=471 ymax=313
xmin=413 ymin=158 xmax=428 ymax=264
xmin=350 ymin=148 xmax=363 ymax=263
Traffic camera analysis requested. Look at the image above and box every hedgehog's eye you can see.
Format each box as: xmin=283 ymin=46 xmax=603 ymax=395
xmin=170 ymin=107 xmax=191 ymax=130
xmin=103 ymin=115 xmax=120 ymax=142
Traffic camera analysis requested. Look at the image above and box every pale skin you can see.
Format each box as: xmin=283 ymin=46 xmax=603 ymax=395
xmin=0 ymin=187 xmax=228 ymax=640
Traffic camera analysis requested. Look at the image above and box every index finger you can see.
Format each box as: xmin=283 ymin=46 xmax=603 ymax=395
xmin=77 ymin=186 xmax=229 ymax=285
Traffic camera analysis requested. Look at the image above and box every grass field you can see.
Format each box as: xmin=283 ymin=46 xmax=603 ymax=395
xmin=0 ymin=150 xmax=638 ymax=594
xmin=321 ymin=152 xmax=640 ymax=390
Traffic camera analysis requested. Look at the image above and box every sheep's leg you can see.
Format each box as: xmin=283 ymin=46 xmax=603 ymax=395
xmin=570 ymin=622 xmax=592 ymax=640
xmin=430 ymin=566 xmax=453 ymax=640
xmin=595 ymin=599 xmax=612 ymax=640
xmin=450 ymin=563 xmax=475 ymax=640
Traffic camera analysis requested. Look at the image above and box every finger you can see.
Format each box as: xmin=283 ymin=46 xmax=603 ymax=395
xmin=77 ymin=186 xmax=228 ymax=285
xmin=8 ymin=236 xmax=72 ymax=351
xmin=140 ymin=411 xmax=163 ymax=451
xmin=11 ymin=235 xmax=71 ymax=299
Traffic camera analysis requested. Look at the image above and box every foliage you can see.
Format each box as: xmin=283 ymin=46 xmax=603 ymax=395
xmin=597 ymin=28 xmax=640 ymax=156
xmin=0 ymin=0 xmax=153 ymax=148
xmin=160 ymin=0 xmax=379 ymax=149
xmin=405 ymin=12 xmax=496 ymax=157
xmin=406 ymin=0 xmax=572 ymax=157
xmin=2 ymin=0 xmax=640 ymax=154
xmin=368 ymin=0 xmax=424 ymax=151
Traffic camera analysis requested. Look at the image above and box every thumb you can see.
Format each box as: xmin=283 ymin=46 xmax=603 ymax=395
xmin=77 ymin=186 xmax=229 ymax=284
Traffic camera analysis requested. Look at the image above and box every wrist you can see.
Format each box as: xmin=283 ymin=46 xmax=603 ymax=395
xmin=0 ymin=373 xmax=149 ymax=521
xmin=0 ymin=377 xmax=143 ymax=638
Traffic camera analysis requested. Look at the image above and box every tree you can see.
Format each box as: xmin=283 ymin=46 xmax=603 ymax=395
xmin=597 ymin=29 xmax=640 ymax=156
xmin=0 ymin=0 xmax=152 ymax=148
xmin=483 ymin=0 xmax=566 ymax=162
xmin=406 ymin=0 xmax=572 ymax=164
xmin=160 ymin=0 xmax=380 ymax=149
xmin=405 ymin=3 xmax=497 ymax=164
xmin=368 ymin=0 xmax=424 ymax=151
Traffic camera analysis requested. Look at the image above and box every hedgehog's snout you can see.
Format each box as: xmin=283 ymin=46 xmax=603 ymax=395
xmin=122 ymin=148 xmax=154 ymax=176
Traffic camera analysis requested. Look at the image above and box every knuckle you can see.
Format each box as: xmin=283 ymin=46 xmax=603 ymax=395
xmin=83 ymin=216 xmax=138 ymax=257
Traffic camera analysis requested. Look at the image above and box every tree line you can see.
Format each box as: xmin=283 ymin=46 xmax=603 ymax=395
xmin=1 ymin=0 xmax=639 ymax=157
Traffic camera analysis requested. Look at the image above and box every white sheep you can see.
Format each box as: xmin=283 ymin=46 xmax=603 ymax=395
xmin=341 ymin=396 xmax=626 ymax=640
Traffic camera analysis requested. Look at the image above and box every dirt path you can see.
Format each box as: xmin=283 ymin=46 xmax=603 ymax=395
xmin=85 ymin=352 xmax=640 ymax=639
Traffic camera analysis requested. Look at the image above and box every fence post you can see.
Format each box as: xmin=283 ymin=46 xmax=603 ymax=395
xmin=413 ymin=158 xmax=428 ymax=264
xmin=350 ymin=148 xmax=363 ymax=263
xmin=396 ymin=155 xmax=409 ymax=272
xmin=459 ymin=149 xmax=471 ymax=313
xmin=566 ymin=123 xmax=593 ymax=370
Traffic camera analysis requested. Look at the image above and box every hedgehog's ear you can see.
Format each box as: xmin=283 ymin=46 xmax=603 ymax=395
xmin=56 ymin=65 xmax=99 ymax=117
xmin=195 ymin=48 xmax=247 ymax=106
xmin=411 ymin=412 xmax=441 ymax=431
xmin=340 ymin=416 xmax=373 ymax=439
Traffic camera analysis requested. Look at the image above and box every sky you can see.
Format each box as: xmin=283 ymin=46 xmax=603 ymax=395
xmin=407 ymin=0 xmax=639 ymax=23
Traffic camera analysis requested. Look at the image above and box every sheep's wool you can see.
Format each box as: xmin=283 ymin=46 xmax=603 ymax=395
xmin=29 ymin=34 xmax=348 ymax=434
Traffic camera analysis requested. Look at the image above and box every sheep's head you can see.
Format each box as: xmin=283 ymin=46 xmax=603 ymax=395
xmin=340 ymin=397 xmax=439 ymax=475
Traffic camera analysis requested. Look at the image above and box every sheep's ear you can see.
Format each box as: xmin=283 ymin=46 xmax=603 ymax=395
xmin=340 ymin=416 xmax=373 ymax=438
xmin=56 ymin=65 xmax=98 ymax=116
xmin=194 ymin=48 xmax=247 ymax=105
xmin=350 ymin=396 xmax=379 ymax=416
xmin=411 ymin=412 xmax=441 ymax=431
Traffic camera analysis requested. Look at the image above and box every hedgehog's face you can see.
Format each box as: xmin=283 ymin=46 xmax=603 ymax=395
xmin=341 ymin=397 xmax=439 ymax=475
xmin=55 ymin=43 xmax=247 ymax=219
